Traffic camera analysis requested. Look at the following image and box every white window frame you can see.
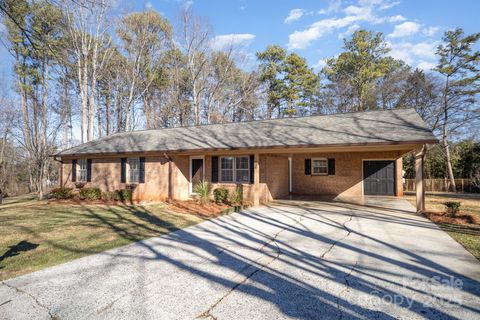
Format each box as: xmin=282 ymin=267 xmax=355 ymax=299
xmin=220 ymin=156 xmax=250 ymax=183
xmin=128 ymin=157 xmax=140 ymax=184
xmin=312 ymin=158 xmax=328 ymax=175
xmin=77 ymin=159 xmax=88 ymax=182
xmin=220 ymin=156 xmax=235 ymax=183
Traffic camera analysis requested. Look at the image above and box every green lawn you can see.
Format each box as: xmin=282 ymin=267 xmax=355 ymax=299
xmin=404 ymin=193 xmax=480 ymax=260
xmin=0 ymin=196 xmax=207 ymax=280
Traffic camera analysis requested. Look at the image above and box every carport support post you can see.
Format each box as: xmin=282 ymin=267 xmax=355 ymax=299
xmin=253 ymin=153 xmax=260 ymax=206
xmin=415 ymin=146 xmax=426 ymax=213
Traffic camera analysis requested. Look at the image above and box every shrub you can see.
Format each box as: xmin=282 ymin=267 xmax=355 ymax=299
xmin=443 ymin=201 xmax=461 ymax=215
xmin=113 ymin=189 xmax=133 ymax=202
xmin=102 ymin=191 xmax=116 ymax=201
xmin=50 ymin=187 xmax=74 ymax=200
xmin=193 ymin=181 xmax=211 ymax=204
xmin=230 ymin=185 xmax=243 ymax=205
xmin=213 ymin=188 xmax=229 ymax=204
xmin=79 ymin=187 xmax=102 ymax=201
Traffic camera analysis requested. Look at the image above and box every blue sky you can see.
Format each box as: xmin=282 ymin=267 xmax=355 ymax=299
xmin=1 ymin=0 xmax=479 ymax=76
xmin=138 ymin=0 xmax=479 ymax=71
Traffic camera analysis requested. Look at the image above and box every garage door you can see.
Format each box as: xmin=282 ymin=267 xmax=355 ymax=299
xmin=363 ymin=161 xmax=395 ymax=196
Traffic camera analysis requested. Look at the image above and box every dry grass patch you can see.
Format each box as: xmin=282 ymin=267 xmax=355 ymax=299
xmin=0 ymin=197 xmax=209 ymax=280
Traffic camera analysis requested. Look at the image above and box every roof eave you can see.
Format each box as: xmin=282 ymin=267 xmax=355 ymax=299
xmin=55 ymin=139 xmax=438 ymax=159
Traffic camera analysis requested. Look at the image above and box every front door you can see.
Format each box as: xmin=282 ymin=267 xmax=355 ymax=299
xmin=191 ymin=158 xmax=204 ymax=192
xmin=363 ymin=161 xmax=395 ymax=196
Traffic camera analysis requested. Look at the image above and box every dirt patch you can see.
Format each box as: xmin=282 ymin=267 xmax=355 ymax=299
xmin=165 ymin=200 xmax=231 ymax=217
xmin=424 ymin=211 xmax=480 ymax=226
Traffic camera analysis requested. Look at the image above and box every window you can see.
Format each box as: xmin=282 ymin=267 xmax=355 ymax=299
xmin=78 ymin=159 xmax=88 ymax=182
xmin=312 ymin=158 xmax=328 ymax=175
xmin=220 ymin=157 xmax=234 ymax=182
xmin=235 ymin=156 xmax=250 ymax=182
xmin=128 ymin=158 xmax=140 ymax=183
xmin=220 ymin=156 xmax=250 ymax=183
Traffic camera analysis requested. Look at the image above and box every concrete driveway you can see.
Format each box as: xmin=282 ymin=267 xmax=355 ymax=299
xmin=1 ymin=198 xmax=479 ymax=319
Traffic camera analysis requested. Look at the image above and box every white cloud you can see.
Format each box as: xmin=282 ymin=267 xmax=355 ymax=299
xmin=284 ymin=9 xmax=306 ymax=24
xmin=288 ymin=15 xmax=359 ymax=49
xmin=211 ymin=34 xmax=256 ymax=50
xmin=388 ymin=41 xmax=438 ymax=65
xmin=423 ymin=26 xmax=439 ymax=37
xmin=288 ymin=1 xmax=383 ymax=49
xmin=388 ymin=15 xmax=406 ymax=22
xmin=388 ymin=21 xmax=421 ymax=38
xmin=338 ymin=24 xmax=360 ymax=40
xmin=417 ymin=61 xmax=436 ymax=70
xmin=145 ymin=1 xmax=153 ymax=10
xmin=183 ymin=0 xmax=193 ymax=9
xmin=287 ymin=0 xmax=421 ymax=49
xmin=313 ymin=58 xmax=328 ymax=71
xmin=378 ymin=0 xmax=400 ymax=10
xmin=318 ymin=0 xmax=342 ymax=14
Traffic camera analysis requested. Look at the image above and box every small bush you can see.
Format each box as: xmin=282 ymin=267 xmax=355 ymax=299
xmin=50 ymin=187 xmax=74 ymax=200
xmin=443 ymin=201 xmax=461 ymax=215
xmin=193 ymin=181 xmax=211 ymax=204
xmin=102 ymin=191 xmax=116 ymax=201
xmin=79 ymin=187 xmax=102 ymax=201
xmin=230 ymin=185 xmax=243 ymax=205
xmin=213 ymin=188 xmax=229 ymax=204
xmin=113 ymin=189 xmax=133 ymax=202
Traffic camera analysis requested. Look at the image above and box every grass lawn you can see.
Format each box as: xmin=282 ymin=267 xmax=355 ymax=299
xmin=0 ymin=196 xmax=208 ymax=280
xmin=404 ymin=193 xmax=480 ymax=260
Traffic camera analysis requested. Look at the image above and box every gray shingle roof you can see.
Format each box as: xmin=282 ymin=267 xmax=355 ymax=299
xmin=57 ymin=108 xmax=437 ymax=156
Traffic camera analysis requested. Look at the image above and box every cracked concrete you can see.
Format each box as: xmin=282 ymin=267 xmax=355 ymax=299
xmin=1 ymin=197 xmax=480 ymax=319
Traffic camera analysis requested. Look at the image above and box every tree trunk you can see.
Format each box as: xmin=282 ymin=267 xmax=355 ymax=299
xmin=105 ymin=90 xmax=110 ymax=136
xmin=80 ymin=59 xmax=88 ymax=143
xmin=442 ymin=78 xmax=456 ymax=192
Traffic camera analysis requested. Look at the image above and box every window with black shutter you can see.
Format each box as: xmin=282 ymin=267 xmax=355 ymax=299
xmin=139 ymin=157 xmax=145 ymax=183
xmin=120 ymin=158 xmax=127 ymax=183
xmin=72 ymin=159 xmax=77 ymax=182
xmin=249 ymin=155 xmax=254 ymax=184
xmin=305 ymin=159 xmax=311 ymax=175
xmin=328 ymin=158 xmax=335 ymax=175
xmin=211 ymin=156 xmax=219 ymax=183
xmin=86 ymin=159 xmax=92 ymax=182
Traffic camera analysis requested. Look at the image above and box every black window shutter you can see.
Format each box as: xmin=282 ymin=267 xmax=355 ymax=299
xmin=305 ymin=159 xmax=311 ymax=175
xmin=249 ymin=155 xmax=254 ymax=184
xmin=120 ymin=158 xmax=127 ymax=183
xmin=328 ymin=158 xmax=335 ymax=175
xmin=211 ymin=156 xmax=219 ymax=183
xmin=72 ymin=159 xmax=77 ymax=182
xmin=86 ymin=159 xmax=92 ymax=182
xmin=139 ymin=157 xmax=145 ymax=183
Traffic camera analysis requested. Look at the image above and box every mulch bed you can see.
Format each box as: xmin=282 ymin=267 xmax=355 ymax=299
xmin=165 ymin=199 xmax=231 ymax=217
xmin=424 ymin=211 xmax=480 ymax=226
xmin=46 ymin=198 xmax=233 ymax=218
xmin=46 ymin=198 xmax=134 ymax=206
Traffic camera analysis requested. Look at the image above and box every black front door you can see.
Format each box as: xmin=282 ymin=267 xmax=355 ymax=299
xmin=191 ymin=158 xmax=204 ymax=190
xmin=363 ymin=161 xmax=395 ymax=196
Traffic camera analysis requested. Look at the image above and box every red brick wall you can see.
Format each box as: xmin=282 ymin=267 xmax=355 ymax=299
xmin=291 ymin=151 xmax=403 ymax=198
xmin=61 ymin=149 xmax=403 ymax=202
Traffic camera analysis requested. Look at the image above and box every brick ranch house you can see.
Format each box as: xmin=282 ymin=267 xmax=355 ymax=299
xmin=55 ymin=108 xmax=437 ymax=212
